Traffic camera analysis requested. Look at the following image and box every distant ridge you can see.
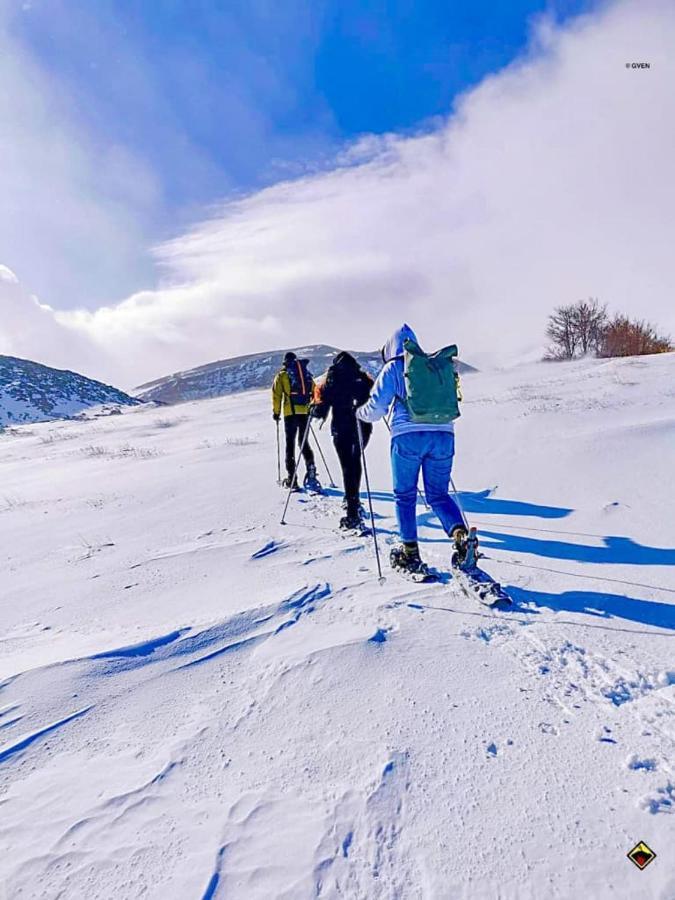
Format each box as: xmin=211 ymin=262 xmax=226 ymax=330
xmin=0 ymin=355 xmax=140 ymax=426
xmin=135 ymin=344 xmax=477 ymax=405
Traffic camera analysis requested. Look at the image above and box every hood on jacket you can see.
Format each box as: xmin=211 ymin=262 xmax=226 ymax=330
xmin=381 ymin=324 xmax=417 ymax=363
xmin=332 ymin=351 xmax=360 ymax=371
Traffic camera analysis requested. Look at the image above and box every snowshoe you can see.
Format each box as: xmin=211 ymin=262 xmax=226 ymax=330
xmin=281 ymin=475 xmax=301 ymax=492
xmin=390 ymin=546 xmax=437 ymax=583
xmin=303 ymin=475 xmax=323 ymax=494
xmin=451 ymin=527 xmax=511 ymax=607
xmin=451 ymin=565 xmax=512 ymax=608
xmin=339 ymin=514 xmax=371 ymax=537
xmin=303 ymin=464 xmax=323 ymax=494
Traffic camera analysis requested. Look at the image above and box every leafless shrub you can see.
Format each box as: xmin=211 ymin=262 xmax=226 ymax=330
xmin=81 ymin=444 xmax=161 ymax=459
xmin=0 ymin=494 xmax=26 ymax=512
xmin=597 ymin=316 xmax=672 ymax=358
xmin=76 ymin=536 xmax=115 ymax=560
xmin=153 ymin=417 xmax=182 ymax=429
xmin=39 ymin=430 xmax=82 ymax=444
xmin=222 ymin=436 xmax=259 ymax=446
xmin=545 ymin=299 xmax=671 ymax=360
xmin=0 ymin=427 xmax=34 ymax=438
xmin=81 ymin=445 xmax=108 ymax=457
xmin=118 ymin=444 xmax=161 ymax=458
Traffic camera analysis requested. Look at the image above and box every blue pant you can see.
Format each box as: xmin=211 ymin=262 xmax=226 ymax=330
xmin=391 ymin=431 xmax=463 ymax=543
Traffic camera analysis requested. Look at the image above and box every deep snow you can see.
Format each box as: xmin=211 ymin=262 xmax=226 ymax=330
xmin=0 ymin=354 xmax=674 ymax=899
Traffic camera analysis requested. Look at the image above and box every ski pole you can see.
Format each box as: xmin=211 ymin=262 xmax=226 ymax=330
xmin=280 ymin=411 xmax=313 ymax=525
xmin=309 ymin=422 xmax=337 ymax=487
xmin=357 ymin=417 xmax=385 ymax=584
xmin=449 ymin=473 xmax=470 ymax=529
xmin=383 ymin=416 xmax=429 ymax=509
xmin=275 ymin=419 xmax=281 ymax=485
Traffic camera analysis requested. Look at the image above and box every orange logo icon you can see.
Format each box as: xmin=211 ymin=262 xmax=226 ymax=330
xmin=627 ymin=841 xmax=656 ymax=870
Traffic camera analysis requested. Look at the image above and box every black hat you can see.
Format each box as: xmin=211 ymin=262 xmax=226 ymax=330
xmin=283 ymin=351 xmax=297 ymax=366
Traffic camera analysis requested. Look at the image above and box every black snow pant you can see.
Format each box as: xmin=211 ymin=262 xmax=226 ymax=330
xmin=284 ymin=414 xmax=315 ymax=478
xmin=333 ymin=423 xmax=372 ymax=517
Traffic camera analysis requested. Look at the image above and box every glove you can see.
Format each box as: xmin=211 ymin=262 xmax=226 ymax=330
xmin=272 ymin=413 xmax=280 ymax=422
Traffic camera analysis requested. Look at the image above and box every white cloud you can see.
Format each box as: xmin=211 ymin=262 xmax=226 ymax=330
xmin=0 ymin=266 xmax=101 ymax=376
xmin=1 ymin=0 xmax=674 ymax=390
xmin=0 ymin=7 xmax=162 ymax=309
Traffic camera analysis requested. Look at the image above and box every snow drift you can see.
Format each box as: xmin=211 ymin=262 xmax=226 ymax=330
xmin=0 ymin=353 xmax=673 ymax=898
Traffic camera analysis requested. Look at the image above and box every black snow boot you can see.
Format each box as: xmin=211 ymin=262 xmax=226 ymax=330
xmin=451 ymin=525 xmax=478 ymax=570
xmin=282 ymin=473 xmax=300 ymax=491
xmin=390 ymin=542 xmax=432 ymax=579
xmin=303 ymin=463 xmax=322 ymax=492
xmin=339 ymin=512 xmax=368 ymax=533
xmin=342 ymin=497 xmax=366 ymax=517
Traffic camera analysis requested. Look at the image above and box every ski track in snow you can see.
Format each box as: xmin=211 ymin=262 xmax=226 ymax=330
xmin=1 ymin=355 xmax=674 ymax=898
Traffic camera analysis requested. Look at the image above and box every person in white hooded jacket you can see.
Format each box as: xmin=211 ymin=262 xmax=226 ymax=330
xmin=356 ymin=324 xmax=466 ymax=576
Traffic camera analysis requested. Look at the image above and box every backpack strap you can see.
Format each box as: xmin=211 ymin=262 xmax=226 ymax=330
xmin=295 ymin=359 xmax=308 ymax=402
xmin=289 ymin=364 xmax=297 ymax=415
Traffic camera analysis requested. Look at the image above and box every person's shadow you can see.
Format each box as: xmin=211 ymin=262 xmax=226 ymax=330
xmin=367 ymin=487 xmax=573 ymax=521
xmin=362 ymin=485 xmax=675 ymax=569
xmin=509 ymin=585 xmax=675 ymax=631
xmin=480 ymin=531 xmax=675 ymax=568
xmin=454 ymin=488 xmax=573 ymax=520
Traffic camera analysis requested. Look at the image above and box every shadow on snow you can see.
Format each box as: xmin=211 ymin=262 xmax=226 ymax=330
xmin=366 ymin=486 xmax=573 ymax=520
xmin=343 ymin=483 xmax=673 ymax=572
xmin=510 ymin=585 xmax=675 ymax=631
xmin=481 ymin=531 xmax=675 ymax=568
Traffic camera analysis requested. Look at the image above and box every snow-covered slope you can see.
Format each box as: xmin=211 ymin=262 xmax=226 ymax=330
xmin=135 ymin=344 xmax=476 ymax=405
xmin=0 ymin=355 xmax=140 ymax=427
xmin=0 ymin=353 xmax=674 ymax=899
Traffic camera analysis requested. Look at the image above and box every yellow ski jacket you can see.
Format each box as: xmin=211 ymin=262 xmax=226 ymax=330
xmin=272 ymin=369 xmax=312 ymax=417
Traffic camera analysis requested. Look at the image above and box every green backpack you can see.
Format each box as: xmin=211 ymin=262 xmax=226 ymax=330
xmin=403 ymin=338 xmax=461 ymax=424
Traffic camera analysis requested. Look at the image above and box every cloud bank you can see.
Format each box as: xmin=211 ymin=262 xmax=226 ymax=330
xmin=0 ymin=7 xmax=165 ymax=312
xmin=1 ymin=0 xmax=674 ymax=389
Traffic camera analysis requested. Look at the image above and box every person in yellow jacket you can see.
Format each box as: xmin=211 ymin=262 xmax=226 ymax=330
xmin=272 ymin=351 xmax=318 ymax=489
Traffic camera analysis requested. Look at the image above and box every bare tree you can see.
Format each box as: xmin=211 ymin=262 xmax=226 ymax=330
xmin=545 ymin=298 xmax=671 ymax=361
xmin=545 ymin=304 xmax=578 ymax=360
xmin=570 ymin=298 xmax=607 ymax=356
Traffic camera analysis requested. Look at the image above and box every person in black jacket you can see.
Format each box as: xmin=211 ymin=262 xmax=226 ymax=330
xmin=312 ymin=352 xmax=374 ymax=530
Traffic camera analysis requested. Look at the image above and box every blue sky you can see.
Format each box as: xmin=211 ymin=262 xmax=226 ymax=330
xmin=3 ymin=0 xmax=674 ymax=386
xmin=9 ymin=0 xmax=594 ymax=240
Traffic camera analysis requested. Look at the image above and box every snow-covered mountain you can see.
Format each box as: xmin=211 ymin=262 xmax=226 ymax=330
xmin=135 ymin=344 xmax=476 ymax=404
xmin=0 ymin=355 xmax=140 ymax=427
xmin=1 ymin=352 xmax=673 ymax=898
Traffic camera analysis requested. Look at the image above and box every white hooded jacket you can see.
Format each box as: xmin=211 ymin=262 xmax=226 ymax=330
xmin=356 ymin=324 xmax=455 ymax=438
